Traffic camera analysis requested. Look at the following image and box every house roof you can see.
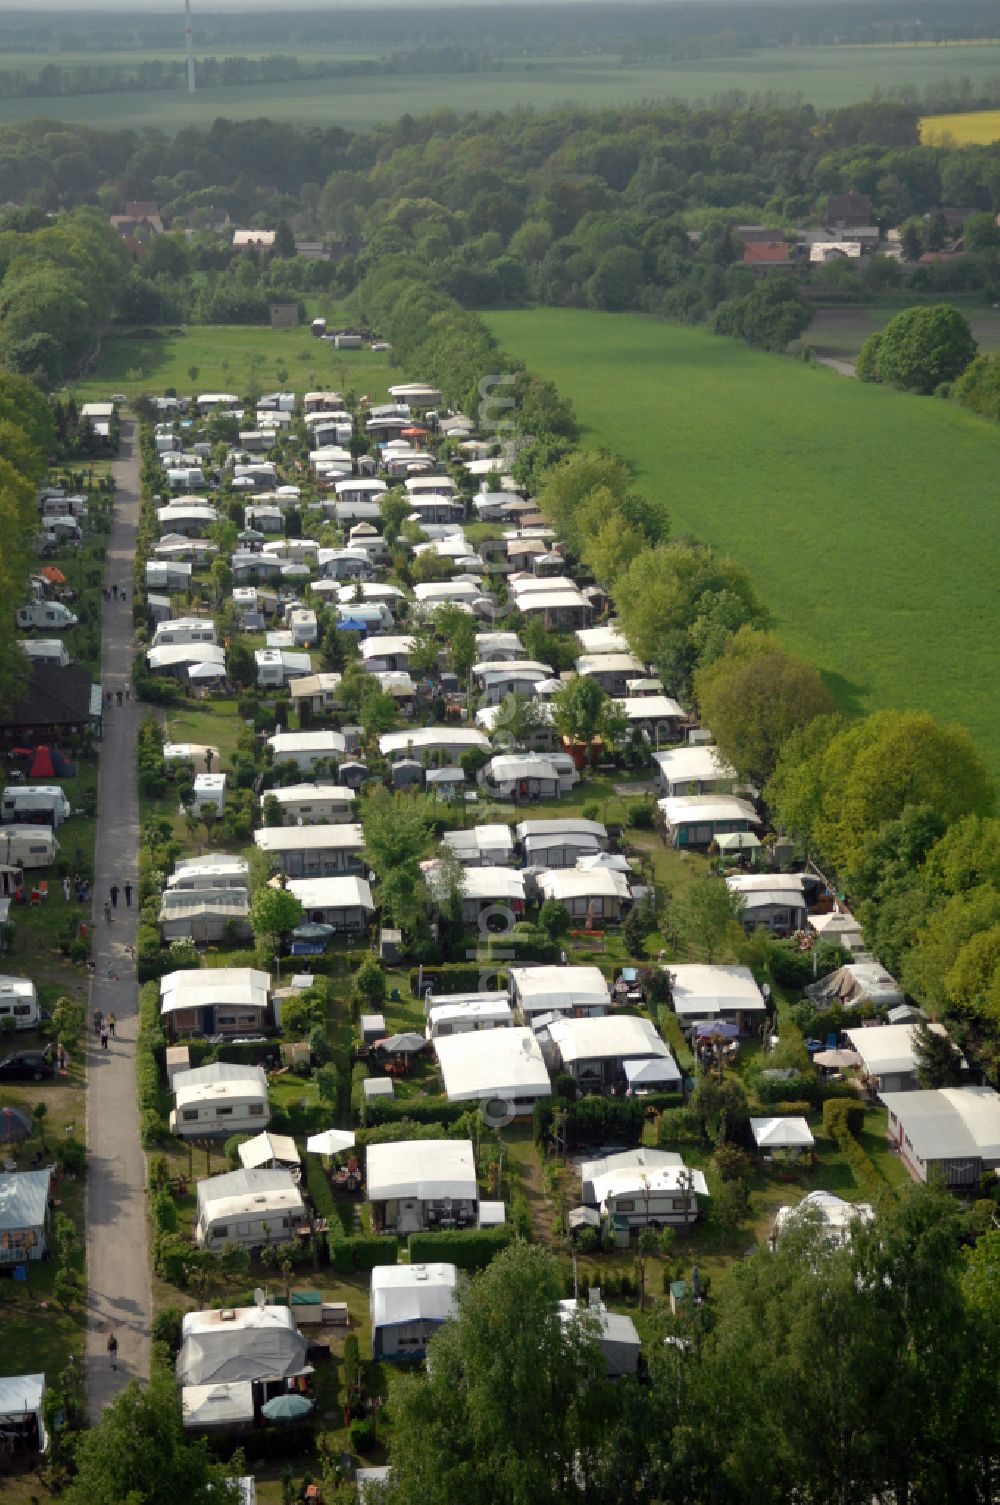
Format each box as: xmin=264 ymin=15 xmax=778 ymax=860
xmin=265 ymin=783 xmax=355 ymax=805
xmin=743 ymin=241 xmax=790 ymax=264
xmin=0 ymin=1168 xmax=51 ymax=1233
xmin=537 ymin=868 xmax=631 ymax=902
xmin=283 ymin=875 xmax=374 ymax=911
xmin=380 ymin=728 xmax=489 ymax=757
xmin=547 ymin=1014 xmax=674 ymax=1068
xmin=436 ymin=1028 xmax=551 ymax=1103
xmin=576 ymin=624 xmax=630 ymax=655
xmin=428 ymin=999 xmax=513 ymax=1028
xmin=879 ymin=1087 xmax=1000 ymax=1162
xmin=667 ymin=964 xmax=766 ymax=1017
xmin=509 ymin=964 xmax=609 ymax=1013
xmin=255 ymin=822 xmax=364 ymax=853
xmin=0 ymin=661 xmax=94 ymax=731
xmin=195 ymin=1168 xmax=305 ymax=1223
xmin=654 ymin=745 xmax=736 ymax=786
xmin=177 ymin=1304 xmax=307 ymax=1386
xmin=366 ymin=1140 xmax=477 ymax=1202
xmin=370 ymin=1263 xmax=458 ymax=1330
xmin=657 ymin=795 xmax=760 ymax=827
xmin=844 ymin=1022 xmax=954 ymax=1078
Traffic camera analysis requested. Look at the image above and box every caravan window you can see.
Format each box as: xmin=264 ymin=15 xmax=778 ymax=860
xmin=213 ymin=1225 xmax=228 ymax=1239
xmin=182 ymin=1110 xmax=199 ymax=1122
xmin=237 ymin=1223 xmax=251 ymax=1236
xmin=616 ymin=1199 xmax=635 ymax=1212
xmin=13 ymin=1004 xmax=31 ymax=1018
xmin=249 ymin=1104 xmax=265 ymax=1117
xmin=215 ymin=1106 xmax=234 ymax=1118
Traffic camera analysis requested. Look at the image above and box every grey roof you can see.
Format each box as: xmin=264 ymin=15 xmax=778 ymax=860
xmin=176 ymin=1305 xmax=308 ymax=1386
xmin=0 ymin=1168 xmax=51 ymax=1233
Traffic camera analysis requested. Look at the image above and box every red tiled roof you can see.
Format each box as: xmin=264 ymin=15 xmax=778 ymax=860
xmin=742 ymin=242 xmax=790 ymax=265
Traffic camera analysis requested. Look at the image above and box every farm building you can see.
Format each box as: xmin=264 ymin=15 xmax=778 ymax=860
xmin=371 ymin=1263 xmax=459 ymax=1361
xmin=367 ymin=1139 xmax=479 ymax=1235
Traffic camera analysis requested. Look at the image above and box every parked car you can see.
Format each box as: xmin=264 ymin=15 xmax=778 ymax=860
xmin=0 ymin=1050 xmax=54 ymax=1081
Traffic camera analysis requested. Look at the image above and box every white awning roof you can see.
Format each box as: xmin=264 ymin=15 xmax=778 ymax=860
xmin=366 ymin=1140 xmax=477 ymax=1201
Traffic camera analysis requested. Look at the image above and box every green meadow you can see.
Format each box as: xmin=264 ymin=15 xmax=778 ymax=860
xmin=489 ymin=309 xmax=1000 ymax=778
xmin=4 ymin=42 xmax=1000 ymax=131
xmin=73 ymin=323 xmax=396 ymax=404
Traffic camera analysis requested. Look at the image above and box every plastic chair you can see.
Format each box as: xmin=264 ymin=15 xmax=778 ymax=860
xmin=37 ymin=882 xmax=48 ymax=900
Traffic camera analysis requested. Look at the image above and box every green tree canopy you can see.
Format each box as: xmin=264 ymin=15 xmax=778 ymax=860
xmin=858 ymin=303 xmax=977 ymax=393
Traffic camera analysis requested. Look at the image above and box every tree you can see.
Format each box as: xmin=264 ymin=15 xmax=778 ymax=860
xmin=316 ymin=1063 xmax=340 ymax=1108
xmin=361 ymin=787 xmax=433 ymax=928
xmin=32 ymin=1100 xmax=48 ymax=1147
xmin=636 ymin=1225 xmax=658 ymax=1312
xmin=858 ymin=304 xmax=977 ymax=393
xmin=383 ymin=1243 xmax=614 ymax=1505
xmin=539 ymin=898 xmax=571 ymax=941
xmin=249 ymin=884 xmax=304 ymax=964
xmin=913 ymin=1018 xmax=965 ymax=1088
xmin=694 ymin=627 xmax=836 ymax=784
xmin=273 ymin=219 xmax=296 ymax=259
xmin=715 ymin=1177 xmax=749 ymax=1248
xmin=712 ymin=277 xmax=812 ymax=352
xmin=551 ymin=674 xmax=610 ymax=746
xmin=65 ymin=1371 xmax=243 ymax=1505
xmin=580 ymin=505 xmax=646 ymax=587
xmin=354 ymin=954 xmax=387 ymax=1008
xmin=670 ymin=877 xmax=745 ymax=963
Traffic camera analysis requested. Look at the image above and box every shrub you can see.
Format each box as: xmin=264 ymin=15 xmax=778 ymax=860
xmin=767 ymin=1100 xmax=815 ymax=1118
xmin=539 ymin=899 xmax=571 ymax=941
xmin=224 ymin=1134 xmax=253 ymax=1169
xmin=713 ymin=1143 xmax=752 ymax=1182
xmin=769 ymin=942 xmax=816 ymax=990
xmin=822 ymin=1098 xmax=864 ymax=1138
xmin=55 ymin=1136 xmax=86 ymax=1176
xmin=627 ymin=799 xmax=655 ymax=829
xmin=349 ymin=1418 xmax=377 ymax=1455
xmin=575 ymin=1226 xmax=600 ymax=1254
xmin=408 ymin=1226 xmax=512 ymax=1271
xmin=152 ymin=1306 xmax=184 ymax=1360
xmin=362 ymin=1096 xmax=468 ymax=1128
xmin=328 ymin=1234 xmax=396 ymax=1273
xmin=305 ymin=1155 xmax=337 ymax=1222
xmin=656 ymin=1107 xmax=702 ymax=1146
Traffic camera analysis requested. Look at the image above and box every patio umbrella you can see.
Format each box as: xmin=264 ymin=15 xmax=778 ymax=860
xmin=307 ymin=1128 xmax=356 ymax=1155
xmin=693 ymin=1020 xmax=740 ymax=1041
xmin=376 ymin=1032 xmax=427 ymax=1055
xmin=812 ymin=1048 xmax=862 ymax=1069
xmin=261 ymin=1393 xmax=314 ymax=1422
xmin=292 ymin=922 xmax=335 ymax=942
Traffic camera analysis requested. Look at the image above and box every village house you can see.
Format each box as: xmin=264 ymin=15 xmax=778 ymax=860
xmin=367 ymin=1139 xmax=479 ymax=1235
xmin=254 ymin=822 xmax=365 ymax=879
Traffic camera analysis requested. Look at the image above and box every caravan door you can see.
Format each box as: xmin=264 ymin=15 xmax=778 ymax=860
xmin=398 ymin=1198 xmax=422 ymax=1234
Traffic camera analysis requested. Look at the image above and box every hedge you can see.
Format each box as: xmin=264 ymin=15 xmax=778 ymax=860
xmin=766 ymin=1101 xmax=815 ymax=1118
xmin=823 ymin=1099 xmax=883 ymax=1199
xmin=328 ymin=1233 xmax=397 ymax=1272
xmin=137 ymin=980 xmax=166 ymax=1145
xmin=408 ymin=1226 xmax=512 ymax=1271
xmin=305 ymin=1154 xmax=337 ymax=1223
xmin=822 ymin=1098 xmax=865 ymax=1137
xmin=362 ymin=1095 xmax=469 ymax=1128
xmin=409 ymin=963 xmax=508 ymax=996
xmin=748 ymin=1071 xmax=863 ymax=1110
xmin=534 ymin=1094 xmax=645 ymax=1150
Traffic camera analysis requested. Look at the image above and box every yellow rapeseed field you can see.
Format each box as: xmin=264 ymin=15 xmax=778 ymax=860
xmin=920 ymin=110 xmax=1000 ymax=146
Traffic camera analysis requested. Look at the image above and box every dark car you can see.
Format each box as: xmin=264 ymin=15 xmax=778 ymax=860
xmin=0 ymin=1051 xmax=55 ymax=1082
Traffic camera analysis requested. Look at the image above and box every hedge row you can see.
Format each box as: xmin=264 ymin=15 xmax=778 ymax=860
xmin=409 ymin=963 xmax=508 ymax=997
xmin=328 ymin=1233 xmax=397 ymax=1273
xmin=534 ymin=1094 xmax=646 ymax=1150
xmin=363 ymin=1095 xmax=470 ymax=1128
xmin=748 ymin=1071 xmax=863 ymax=1109
xmin=408 ymin=1226 xmax=512 ymax=1271
xmin=138 ymin=980 xmax=166 ymax=1146
xmin=822 ymin=1100 xmax=884 ymax=1200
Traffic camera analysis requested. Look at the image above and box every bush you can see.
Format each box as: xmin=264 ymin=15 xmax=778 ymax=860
xmin=55 ymin=1136 xmax=86 ymax=1176
xmin=408 ymin=1226 xmax=512 ymax=1271
xmin=627 ymin=799 xmax=655 ymax=829
xmin=535 ymin=1094 xmax=645 ymax=1151
xmin=305 ymin=1155 xmax=337 ymax=1222
xmin=713 ymin=1143 xmax=752 ymax=1182
xmin=362 ymin=1096 xmax=468 ymax=1128
xmin=769 ymin=942 xmax=816 ymax=990
xmin=350 ymin=1418 xmax=377 ymax=1455
xmin=767 ymin=1100 xmax=815 ymax=1118
xmin=538 ymin=899 xmax=571 ymax=941
xmin=152 ymin=1306 xmax=184 ymax=1360
xmin=822 ymin=1098 xmax=864 ymax=1138
xmin=224 ymin=1134 xmax=254 ymax=1169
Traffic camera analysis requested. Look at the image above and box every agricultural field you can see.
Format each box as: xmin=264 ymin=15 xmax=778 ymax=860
xmin=4 ymin=42 xmax=1000 ymax=131
xmin=920 ymin=108 xmax=1000 ymax=145
xmin=489 ymin=308 xmax=1000 ymax=779
xmin=72 ymin=324 xmax=397 ymax=405
xmin=802 ymin=302 xmax=1000 ymax=361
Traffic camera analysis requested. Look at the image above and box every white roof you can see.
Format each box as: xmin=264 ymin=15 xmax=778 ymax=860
xmin=442 ymin=824 xmax=514 ymax=860
xmin=175 ymin=1072 xmax=268 ymax=1111
xmin=654 ymin=746 xmax=737 ymax=785
xmin=485 ymin=754 xmax=559 ymax=782
xmin=160 ymin=967 xmax=269 ymax=1015
xmin=237 ymin=1132 xmax=300 ymax=1170
xmin=379 ymin=727 xmax=489 ymax=757
xmin=844 ymin=1022 xmax=951 ymax=1077
xmin=879 ymin=1087 xmax=1000 ymax=1162
xmin=774 ymin=1190 xmax=874 ymax=1244
xmin=436 ymin=1028 xmax=551 ymax=1103
xmin=658 ymin=795 xmax=759 ymax=827
xmin=428 ymin=999 xmax=513 ymax=1028
xmin=617 ymin=695 xmax=685 ymax=722
xmin=265 ymin=783 xmax=355 ymax=806
xmin=516 ymin=588 xmax=590 ymax=612
xmin=547 ymin=1014 xmax=674 ymax=1067
xmin=147 ymin=642 xmax=226 ymax=670
xmin=667 ymin=964 xmax=766 ymax=1017
xmin=537 ymin=869 xmax=631 ymax=903
xmin=284 ymin=875 xmax=373 ymax=911
xmin=255 ymin=822 xmax=364 ymax=854
xmin=429 ymin=864 xmax=525 ymax=904
xmin=0 ymin=1168 xmax=51 ymax=1234
xmin=509 ymin=965 xmax=609 ymax=1014
xmin=576 ymin=624 xmax=629 ymax=655
xmin=370 ymin=1263 xmax=458 ymax=1329
xmin=751 ymin=1117 xmax=815 ymax=1149
xmin=590 ymin=1163 xmax=709 ymax=1206
xmin=177 ymin=1304 xmax=306 ymax=1386
xmin=182 ymin=1382 xmax=255 ymax=1428
xmin=510 ymin=575 xmax=579 ymax=597
xmin=268 ymin=730 xmax=346 ymax=756
xmin=575 ymin=653 xmax=644 ymax=677
xmin=195 ymin=1168 xmax=305 ymax=1224
xmin=517 ymin=818 xmax=606 ymax=842
xmin=366 ymin=1140 xmax=477 ymax=1202
xmin=359 ymin=635 xmax=415 ymax=661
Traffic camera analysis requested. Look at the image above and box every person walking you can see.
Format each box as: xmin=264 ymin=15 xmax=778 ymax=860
xmin=110 ymin=884 xmax=119 ymax=908
xmin=124 ymin=684 xmax=130 ymax=702
xmin=63 ymin=875 xmax=71 ymax=902
xmin=124 ymin=881 xmax=133 ymax=907
xmin=100 ymin=1028 xmax=109 ymax=1051
xmin=93 ymin=1007 xmax=103 ymax=1036
xmin=107 ymin=1011 xmax=116 ymax=1038
xmin=107 ymin=1332 xmax=118 ymax=1369
xmin=116 ymin=689 xmax=123 ymax=707
xmin=104 ymin=900 xmax=112 ymax=924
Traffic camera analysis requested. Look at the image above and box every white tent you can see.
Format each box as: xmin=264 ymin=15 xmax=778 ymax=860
xmin=751 ymin=1117 xmax=815 ymax=1151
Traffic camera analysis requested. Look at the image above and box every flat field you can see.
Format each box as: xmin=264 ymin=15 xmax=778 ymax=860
xmin=803 ymin=302 xmax=1000 ymax=361
xmin=4 ymin=42 xmax=1000 ymax=131
xmin=920 ymin=108 xmax=1000 ymax=145
xmin=72 ymin=324 xmax=397 ymax=404
xmin=489 ymin=308 xmax=1000 ymax=778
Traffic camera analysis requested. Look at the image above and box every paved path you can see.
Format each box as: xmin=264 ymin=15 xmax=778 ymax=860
xmin=813 ymin=353 xmax=856 ymax=378
xmin=85 ymin=418 xmax=150 ymax=1419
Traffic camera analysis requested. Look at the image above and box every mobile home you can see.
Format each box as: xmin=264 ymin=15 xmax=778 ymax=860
xmin=171 ymin=1062 xmax=270 ymax=1138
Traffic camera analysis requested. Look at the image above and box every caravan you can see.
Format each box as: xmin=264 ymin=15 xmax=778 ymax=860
xmin=0 ymin=976 xmax=39 ymax=1032
xmin=16 ymin=602 xmax=78 ymax=631
xmin=1 ymin=787 xmax=72 ymax=829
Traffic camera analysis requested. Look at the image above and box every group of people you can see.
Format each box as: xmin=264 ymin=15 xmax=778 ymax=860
xmin=101 ymin=582 xmax=127 ymax=603
xmin=102 ymin=881 xmax=133 ymax=922
xmin=63 ymin=874 xmax=92 ymax=904
xmin=104 ymin=685 xmax=131 ymax=707
xmin=92 ymin=1006 xmax=117 ymax=1050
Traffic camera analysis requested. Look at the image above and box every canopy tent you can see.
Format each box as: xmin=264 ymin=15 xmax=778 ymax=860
xmin=715 ymin=831 xmax=761 ymax=852
xmin=306 ymin=1129 xmax=356 ymax=1156
xmin=623 ymin=1056 xmax=682 ymax=1089
xmin=751 ymin=1116 xmax=816 ymax=1150
xmin=568 ymin=1205 xmax=601 ymax=1230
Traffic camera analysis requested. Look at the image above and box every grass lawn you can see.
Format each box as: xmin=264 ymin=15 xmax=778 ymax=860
xmin=489 ymin=308 xmax=1000 ymax=779
xmin=72 ymin=324 xmax=397 ymax=405
xmin=4 ymin=42 xmax=1000 ymax=130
